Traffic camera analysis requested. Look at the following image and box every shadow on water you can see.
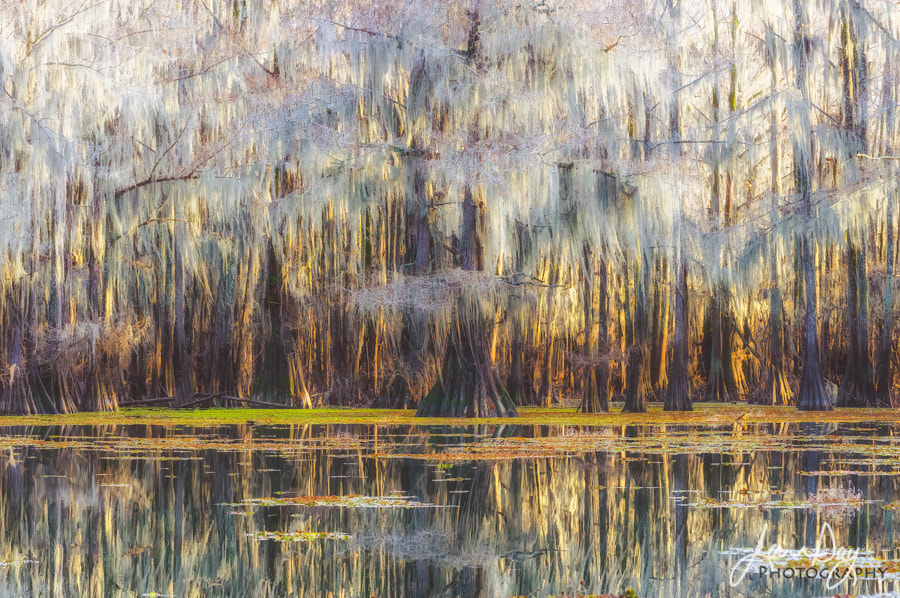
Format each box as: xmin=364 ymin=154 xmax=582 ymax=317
xmin=0 ymin=420 xmax=898 ymax=597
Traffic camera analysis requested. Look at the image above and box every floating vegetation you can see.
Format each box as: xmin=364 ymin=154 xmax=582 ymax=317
xmin=810 ymin=485 xmax=866 ymax=519
xmin=5 ymin=408 xmax=900 ymax=471
xmin=688 ymin=493 xmax=872 ymax=512
xmin=233 ymin=495 xmax=444 ymax=509
xmin=250 ymin=530 xmax=350 ymax=543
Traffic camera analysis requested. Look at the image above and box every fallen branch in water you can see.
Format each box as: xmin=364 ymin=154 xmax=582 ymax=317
xmin=119 ymin=392 xmax=298 ymax=409
xmin=118 ymin=396 xmax=175 ymax=407
xmin=215 ymin=395 xmax=299 ymax=409
xmin=176 ymin=392 xmax=225 ymax=409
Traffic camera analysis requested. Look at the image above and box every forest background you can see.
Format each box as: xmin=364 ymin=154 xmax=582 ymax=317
xmin=0 ymin=0 xmax=897 ymax=416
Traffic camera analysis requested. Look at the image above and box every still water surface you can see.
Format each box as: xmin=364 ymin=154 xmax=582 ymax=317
xmin=1 ymin=418 xmax=900 ymax=597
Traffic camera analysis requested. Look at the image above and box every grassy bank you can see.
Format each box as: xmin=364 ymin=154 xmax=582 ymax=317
xmin=1 ymin=404 xmax=898 ymax=428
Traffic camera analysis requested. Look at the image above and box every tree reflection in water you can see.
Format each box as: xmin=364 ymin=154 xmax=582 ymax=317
xmin=0 ymin=422 xmax=898 ymax=597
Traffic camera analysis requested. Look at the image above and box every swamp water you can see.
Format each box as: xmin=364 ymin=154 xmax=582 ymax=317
xmin=1 ymin=407 xmax=900 ymax=597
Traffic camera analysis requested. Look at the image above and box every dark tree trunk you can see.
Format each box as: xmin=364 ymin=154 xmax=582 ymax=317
xmin=701 ymin=287 xmax=737 ymax=402
xmin=537 ymin=261 xmax=558 ymax=407
xmin=507 ymin=221 xmax=537 ymax=406
xmin=581 ymin=242 xmax=609 ymax=413
xmin=753 ymin=46 xmax=794 ymax=407
xmin=1 ymin=189 xmax=61 ymax=415
xmin=260 ymin=162 xmax=309 ymax=406
xmin=839 ymin=236 xmax=875 ymax=406
xmin=382 ymin=310 xmax=426 ymax=409
xmin=257 ymin=240 xmax=297 ymax=405
xmin=209 ymin=251 xmax=237 ymax=395
xmin=416 ymin=185 xmax=516 ymax=418
xmin=875 ymin=192 xmax=895 ymax=406
xmin=755 ymin=278 xmax=794 ymax=405
xmin=327 ymin=302 xmax=351 ymax=404
xmin=664 ymin=259 xmax=691 ymax=411
xmin=383 ymin=155 xmax=433 ymax=408
xmin=755 ymin=215 xmax=793 ymax=406
xmin=702 ymin=56 xmax=737 ymax=403
xmin=150 ymin=238 xmax=171 ymax=399
xmin=411 ymin=157 xmax=432 ymax=275
xmin=506 ymin=311 xmax=537 ymax=406
xmin=623 ymin=260 xmax=648 ymax=413
xmin=41 ymin=180 xmax=79 ymax=413
xmin=0 ymin=319 xmax=37 ymax=415
xmin=287 ymin=323 xmax=313 ymax=409
xmin=840 ymin=1 xmax=869 ymax=155
xmin=416 ymin=298 xmax=517 ymax=417
xmin=458 ymin=186 xmax=483 ymax=272
xmin=649 ymin=256 xmax=669 ymax=393
xmin=857 ymin=241 xmax=873 ymax=401
xmin=81 ymin=186 xmax=119 ymax=412
xmin=172 ymin=225 xmax=194 ymax=406
xmin=794 ymin=0 xmax=832 ymax=411
xmin=797 ymin=236 xmax=832 ymax=411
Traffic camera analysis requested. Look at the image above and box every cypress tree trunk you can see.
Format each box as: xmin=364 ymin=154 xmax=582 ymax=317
xmin=287 ymin=321 xmax=314 ymax=409
xmin=258 ymin=166 xmax=310 ymax=407
xmin=411 ymin=158 xmax=432 ymax=275
xmin=797 ymin=237 xmax=831 ymax=410
xmin=840 ymin=1 xmax=868 ymax=155
xmin=649 ymin=256 xmax=669 ymax=394
xmin=663 ymin=41 xmax=690 ymax=413
xmin=857 ymin=240 xmax=873 ymax=403
xmin=794 ymin=0 xmax=832 ymax=411
xmin=81 ymin=183 xmax=119 ymax=412
xmin=0 ymin=299 xmax=39 ymax=415
xmin=702 ymin=287 xmax=738 ymax=402
xmin=507 ymin=221 xmax=537 ymax=406
xmin=754 ymin=44 xmax=794 ymax=406
xmin=416 ymin=185 xmax=517 ymax=418
xmin=839 ymin=236 xmax=875 ymax=406
xmin=172 ymin=211 xmax=194 ymax=406
xmin=701 ymin=22 xmax=738 ymax=403
xmin=756 ymin=273 xmax=794 ymax=406
xmin=44 ymin=179 xmax=76 ymax=414
xmin=664 ymin=258 xmax=691 ymax=411
xmin=1 ymin=190 xmax=56 ymax=414
xmin=256 ymin=240 xmax=297 ymax=405
xmin=581 ymin=242 xmax=609 ymax=413
xmin=416 ymin=297 xmax=516 ymax=417
xmin=149 ymin=231 xmax=171 ymax=399
xmin=208 ymin=251 xmax=237 ymax=396
xmin=506 ymin=328 xmax=532 ymax=405
xmin=876 ymin=191 xmax=895 ymax=406
xmin=623 ymin=259 xmax=648 ymax=413
xmin=506 ymin=293 xmax=537 ymax=406
xmin=537 ymin=260 xmax=558 ymax=407
xmin=383 ymin=155 xmax=432 ymax=408
xmin=835 ymin=0 xmax=872 ymax=408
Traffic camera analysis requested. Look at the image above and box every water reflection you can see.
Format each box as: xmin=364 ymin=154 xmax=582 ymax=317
xmin=0 ymin=422 xmax=899 ymax=597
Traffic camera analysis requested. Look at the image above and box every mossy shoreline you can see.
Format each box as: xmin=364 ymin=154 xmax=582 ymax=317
xmin=0 ymin=404 xmax=897 ymax=428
